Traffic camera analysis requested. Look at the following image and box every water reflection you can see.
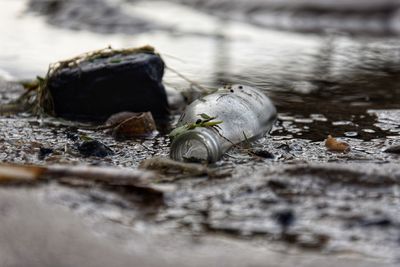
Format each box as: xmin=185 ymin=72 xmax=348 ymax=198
xmin=212 ymin=18 xmax=231 ymax=85
xmin=209 ymin=31 xmax=400 ymax=140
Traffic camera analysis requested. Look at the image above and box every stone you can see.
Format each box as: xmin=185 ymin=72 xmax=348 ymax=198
xmin=45 ymin=48 xmax=169 ymax=123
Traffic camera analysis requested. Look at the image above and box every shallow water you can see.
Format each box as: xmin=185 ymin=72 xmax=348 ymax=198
xmin=1 ymin=0 xmax=400 ymax=264
xmin=2 ymin=0 xmax=400 ymax=141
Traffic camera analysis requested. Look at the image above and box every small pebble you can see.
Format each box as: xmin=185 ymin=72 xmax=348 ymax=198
xmin=250 ymin=148 xmax=274 ymax=159
xmin=384 ymin=145 xmax=400 ymax=154
xmin=325 ymin=135 xmax=350 ymax=153
xmin=38 ymin=147 xmax=53 ymax=160
xmin=310 ymin=114 xmax=328 ymax=122
xmin=332 ymin=121 xmax=353 ymax=126
xmin=65 ymin=131 xmax=79 ymax=141
xmin=78 ymin=140 xmax=113 ymax=157
xmin=294 ymin=118 xmax=313 ymax=123
xmin=344 ymin=131 xmax=358 ymax=137
xmin=360 ymin=218 xmax=392 ymax=227
xmin=362 ymin=129 xmax=375 ymax=133
xmin=272 ymin=209 xmax=295 ymax=231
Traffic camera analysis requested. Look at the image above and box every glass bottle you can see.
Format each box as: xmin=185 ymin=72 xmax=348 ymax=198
xmin=170 ymin=84 xmax=277 ymax=162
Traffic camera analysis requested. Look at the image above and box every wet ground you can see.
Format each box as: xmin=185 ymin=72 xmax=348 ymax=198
xmin=1 ymin=0 xmax=400 ymax=266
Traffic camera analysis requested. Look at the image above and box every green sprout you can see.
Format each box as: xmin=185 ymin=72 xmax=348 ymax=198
xmin=109 ymin=59 xmax=122 ymax=64
xmin=169 ymin=113 xmax=223 ymax=139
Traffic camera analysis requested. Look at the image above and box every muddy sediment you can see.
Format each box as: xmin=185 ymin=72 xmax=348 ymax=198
xmin=1 ymin=79 xmax=400 ymax=263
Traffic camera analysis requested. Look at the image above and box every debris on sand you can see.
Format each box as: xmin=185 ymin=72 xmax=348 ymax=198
xmin=170 ymin=85 xmax=276 ymax=163
xmin=139 ymin=157 xmax=231 ymax=180
xmin=325 ymin=135 xmax=350 ymax=153
xmin=77 ymin=140 xmax=113 ymax=157
xmin=105 ymin=111 xmax=157 ymax=139
xmin=384 ymin=145 xmax=400 ymax=154
xmin=38 ymin=147 xmax=54 ymax=160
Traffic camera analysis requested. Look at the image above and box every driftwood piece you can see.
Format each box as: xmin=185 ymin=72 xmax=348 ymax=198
xmin=0 ymin=163 xmax=158 ymax=188
xmin=0 ymin=165 xmax=46 ymax=184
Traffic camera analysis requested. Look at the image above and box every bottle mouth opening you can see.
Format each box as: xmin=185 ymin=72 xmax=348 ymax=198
xmin=170 ymin=129 xmax=221 ymax=163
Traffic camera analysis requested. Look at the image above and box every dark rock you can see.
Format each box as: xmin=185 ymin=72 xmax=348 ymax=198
xmin=277 ymin=143 xmax=291 ymax=152
xmin=384 ymin=145 xmax=400 ymax=154
xmin=38 ymin=147 xmax=53 ymax=160
xmin=359 ymin=218 xmax=392 ymax=227
xmin=65 ymin=131 xmax=78 ymax=141
xmin=267 ymin=179 xmax=288 ymax=190
xmin=46 ymin=50 xmax=169 ymax=123
xmin=272 ymin=209 xmax=295 ymax=231
xmin=250 ymin=148 xmax=274 ymax=159
xmin=77 ymin=140 xmax=113 ymax=157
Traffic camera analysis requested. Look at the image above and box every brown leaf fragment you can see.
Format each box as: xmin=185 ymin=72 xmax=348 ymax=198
xmin=325 ymin=135 xmax=350 ymax=153
xmin=105 ymin=111 xmax=157 ymax=139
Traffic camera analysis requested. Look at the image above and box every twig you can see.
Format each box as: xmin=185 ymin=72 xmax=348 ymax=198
xmin=166 ymin=65 xmax=214 ymax=94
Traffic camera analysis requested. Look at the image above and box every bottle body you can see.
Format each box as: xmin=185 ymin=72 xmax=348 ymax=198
xmin=170 ymin=84 xmax=277 ymax=162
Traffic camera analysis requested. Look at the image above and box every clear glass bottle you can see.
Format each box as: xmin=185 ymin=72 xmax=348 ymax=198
xmin=170 ymin=84 xmax=277 ymax=163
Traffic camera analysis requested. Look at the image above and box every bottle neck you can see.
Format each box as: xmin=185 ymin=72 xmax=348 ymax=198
xmin=170 ymin=128 xmax=222 ymax=163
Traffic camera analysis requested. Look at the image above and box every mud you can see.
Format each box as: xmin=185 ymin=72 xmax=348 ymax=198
xmin=1 ymin=80 xmax=400 ymax=264
xmin=1 ymin=189 xmax=387 ymax=267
